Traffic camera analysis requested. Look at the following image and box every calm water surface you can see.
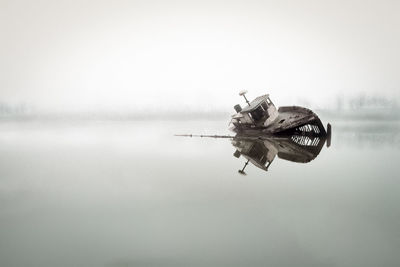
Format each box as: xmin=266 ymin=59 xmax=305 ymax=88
xmin=0 ymin=118 xmax=399 ymax=267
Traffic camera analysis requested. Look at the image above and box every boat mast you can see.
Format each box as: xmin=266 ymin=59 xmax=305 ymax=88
xmin=239 ymin=90 xmax=250 ymax=106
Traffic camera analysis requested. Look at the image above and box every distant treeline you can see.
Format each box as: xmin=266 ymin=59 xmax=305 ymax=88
xmin=1 ymin=93 xmax=399 ymax=121
xmin=0 ymin=103 xmax=30 ymax=116
xmin=333 ymin=94 xmax=398 ymax=110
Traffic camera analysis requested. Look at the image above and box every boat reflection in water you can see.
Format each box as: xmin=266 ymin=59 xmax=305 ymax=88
xmin=232 ymin=133 xmax=329 ymax=175
xmin=176 ymin=132 xmax=330 ymax=174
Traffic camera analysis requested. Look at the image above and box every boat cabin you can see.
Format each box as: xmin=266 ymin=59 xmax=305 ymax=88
xmin=233 ymin=94 xmax=278 ymax=126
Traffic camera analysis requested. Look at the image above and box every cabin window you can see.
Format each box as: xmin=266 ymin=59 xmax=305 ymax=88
xmin=261 ymin=102 xmax=268 ymax=110
xmin=249 ymin=106 xmax=265 ymax=122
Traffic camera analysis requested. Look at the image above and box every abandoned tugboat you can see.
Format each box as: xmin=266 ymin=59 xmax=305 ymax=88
xmin=231 ymin=90 xmax=331 ymax=138
xmin=176 ymin=91 xmax=331 ymax=174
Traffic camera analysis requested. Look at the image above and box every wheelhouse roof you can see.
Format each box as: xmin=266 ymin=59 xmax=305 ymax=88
xmin=241 ymin=94 xmax=269 ymax=113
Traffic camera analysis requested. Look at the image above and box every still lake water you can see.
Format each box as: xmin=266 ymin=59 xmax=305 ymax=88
xmin=0 ymin=118 xmax=399 ymax=267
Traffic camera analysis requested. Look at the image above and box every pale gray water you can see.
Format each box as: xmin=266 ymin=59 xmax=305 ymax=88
xmin=0 ymin=118 xmax=399 ymax=267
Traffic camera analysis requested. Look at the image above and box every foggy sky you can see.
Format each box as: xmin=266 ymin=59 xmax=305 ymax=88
xmin=1 ymin=0 xmax=399 ymax=112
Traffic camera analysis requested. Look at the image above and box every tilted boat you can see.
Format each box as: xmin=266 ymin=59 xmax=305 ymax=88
xmin=230 ymin=90 xmax=331 ymax=139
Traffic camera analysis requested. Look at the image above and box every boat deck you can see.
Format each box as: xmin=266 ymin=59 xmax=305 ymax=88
xmin=264 ymin=106 xmax=319 ymax=134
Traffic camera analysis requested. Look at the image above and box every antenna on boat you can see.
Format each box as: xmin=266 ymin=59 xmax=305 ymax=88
xmin=239 ymin=90 xmax=250 ymax=106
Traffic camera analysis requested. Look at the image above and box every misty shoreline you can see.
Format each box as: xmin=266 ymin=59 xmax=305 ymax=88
xmin=0 ymin=108 xmax=399 ymax=122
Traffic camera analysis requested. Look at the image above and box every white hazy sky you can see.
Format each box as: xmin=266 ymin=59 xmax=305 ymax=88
xmin=1 ymin=0 xmax=399 ymax=111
